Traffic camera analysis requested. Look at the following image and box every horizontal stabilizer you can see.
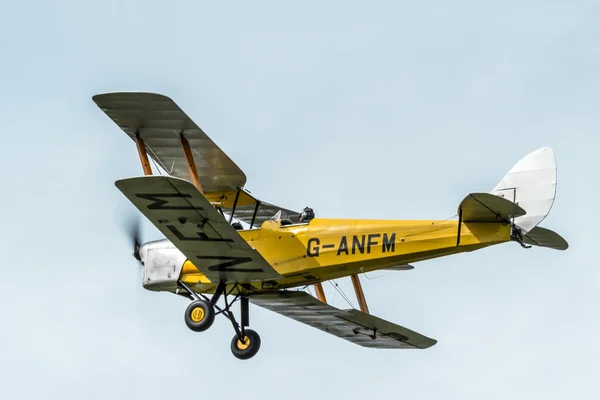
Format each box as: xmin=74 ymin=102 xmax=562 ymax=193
xmin=459 ymin=193 xmax=526 ymax=223
xmin=523 ymin=226 xmax=569 ymax=250
xmin=250 ymin=291 xmax=436 ymax=349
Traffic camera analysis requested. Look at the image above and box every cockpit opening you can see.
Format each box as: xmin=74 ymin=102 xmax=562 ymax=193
xmin=299 ymin=207 xmax=315 ymax=223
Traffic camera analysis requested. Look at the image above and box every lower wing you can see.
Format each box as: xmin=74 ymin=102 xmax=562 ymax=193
xmin=250 ymin=291 xmax=436 ymax=349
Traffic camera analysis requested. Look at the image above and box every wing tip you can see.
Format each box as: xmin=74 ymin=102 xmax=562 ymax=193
xmin=93 ymin=91 xmax=173 ymax=102
xmin=416 ymin=338 xmax=438 ymax=349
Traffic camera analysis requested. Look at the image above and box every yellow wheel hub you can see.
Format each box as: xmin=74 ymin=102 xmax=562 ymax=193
xmin=237 ymin=336 xmax=251 ymax=350
xmin=190 ymin=307 xmax=205 ymax=322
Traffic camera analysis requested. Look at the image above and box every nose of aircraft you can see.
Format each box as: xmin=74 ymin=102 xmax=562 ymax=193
xmin=136 ymin=243 xmax=150 ymax=285
xmin=123 ymin=214 xmax=143 ymax=261
xmin=137 ymin=243 xmax=149 ymax=264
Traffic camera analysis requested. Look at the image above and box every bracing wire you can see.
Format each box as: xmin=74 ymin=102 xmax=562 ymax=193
xmin=331 ymin=283 xmax=337 ymax=304
xmin=328 ymin=280 xmax=355 ymax=309
xmin=306 ymin=286 xmax=314 ymax=297
xmin=362 ymin=271 xmax=383 ymax=280
xmin=150 ymin=158 xmax=164 ymax=176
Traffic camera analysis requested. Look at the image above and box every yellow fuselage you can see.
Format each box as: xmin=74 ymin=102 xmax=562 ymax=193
xmin=179 ymin=219 xmax=510 ymax=293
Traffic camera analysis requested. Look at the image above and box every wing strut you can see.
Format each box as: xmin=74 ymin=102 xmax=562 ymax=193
xmin=350 ymin=275 xmax=369 ymax=314
xmin=314 ymin=282 xmax=327 ymax=303
xmin=249 ymin=201 xmax=260 ymax=229
xmin=180 ymin=133 xmax=204 ymax=194
xmin=135 ymin=132 xmax=153 ymax=175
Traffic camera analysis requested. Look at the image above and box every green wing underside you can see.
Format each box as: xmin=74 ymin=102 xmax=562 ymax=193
xmin=95 ymin=92 xmax=301 ymax=228
xmin=250 ymin=291 xmax=437 ymax=349
xmin=94 ymin=92 xmax=246 ymax=193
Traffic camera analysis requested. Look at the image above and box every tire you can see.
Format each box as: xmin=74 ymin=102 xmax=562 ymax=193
xmin=230 ymin=329 xmax=261 ymax=360
xmin=184 ymin=300 xmax=215 ymax=332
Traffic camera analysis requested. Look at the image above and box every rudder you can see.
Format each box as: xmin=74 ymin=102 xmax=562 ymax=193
xmin=490 ymin=147 xmax=556 ymax=234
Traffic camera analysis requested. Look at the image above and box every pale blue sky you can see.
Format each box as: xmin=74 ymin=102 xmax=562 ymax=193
xmin=0 ymin=1 xmax=598 ymax=399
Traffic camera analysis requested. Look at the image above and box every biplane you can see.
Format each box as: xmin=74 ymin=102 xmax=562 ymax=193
xmin=94 ymin=92 xmax=568 ymax=360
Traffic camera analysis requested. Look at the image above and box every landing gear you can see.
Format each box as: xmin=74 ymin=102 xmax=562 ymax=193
xmin=230 ymin=329 xmax=261 ymax=360
xmin=178 ymin=281 xmax=261 ymax=360
xmin=184 ymin=300 xmax=215 ymax=332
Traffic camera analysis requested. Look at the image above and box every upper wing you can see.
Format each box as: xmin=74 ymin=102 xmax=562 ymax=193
xmin=208 ymin=189 xmax=301 ymax=227
xmin=224 ymin=197 xmax=301 ymax=227
xmin=116 ymin=176 xmax=282 ymax=283
xmin=250 ymin=291 xmax=436 ymax=349
xmin=94 ymin=92 xmax=246 ymax=193
xmin=94 ymin=92 xmax=300 ymax=226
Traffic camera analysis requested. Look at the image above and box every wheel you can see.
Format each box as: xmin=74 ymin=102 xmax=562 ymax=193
xmin=230 ymin=329 xmax=261 ymax=360
xmin=184 ymin=300 xmax=215 ymax=332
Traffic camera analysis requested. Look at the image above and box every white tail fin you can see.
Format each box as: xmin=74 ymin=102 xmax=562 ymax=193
xmin=490 ymin=147 xmax=557 ymax=234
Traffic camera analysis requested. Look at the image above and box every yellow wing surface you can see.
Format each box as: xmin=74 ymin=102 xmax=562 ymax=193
xmin=116 ymin=176 xmax=282 ymax=283
xmin=94 ymin=92 xmax=300 ymax=226
xmin=250 ymin=291 xmax=437 ymax=349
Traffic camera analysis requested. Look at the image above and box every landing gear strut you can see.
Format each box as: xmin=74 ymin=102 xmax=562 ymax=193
xmin=178 ymin=281 xmax=261 ymax=360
